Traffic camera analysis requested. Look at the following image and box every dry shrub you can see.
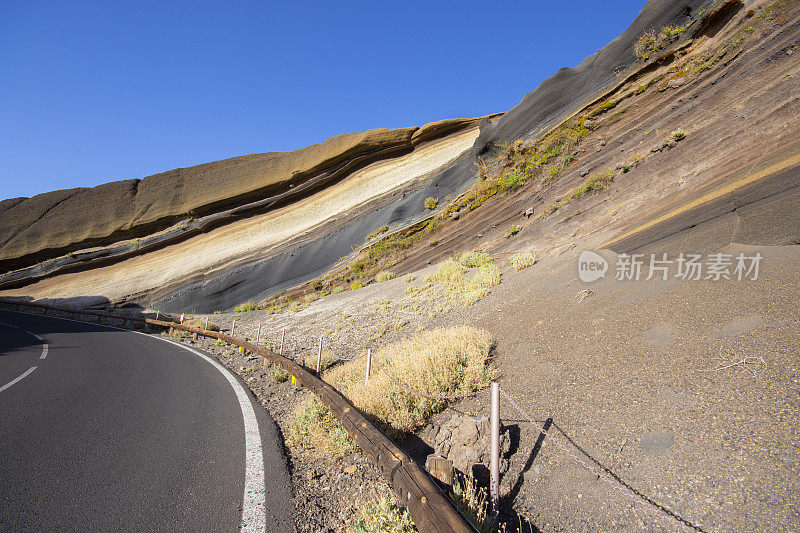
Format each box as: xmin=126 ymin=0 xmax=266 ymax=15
xmin=324 ymin=326 xmax=495 ymax=435
xmin=182 ymin=318 xmax=220 ymax=331
xmin=458 ymin=251 xmax=492 ymax=267
xmin=287 ymin=394 xmax=357 ymax=457
xmin=300 ymin=349 xmax=337 ymax=373
xmin=510 ymin=252 xmax=537 ymax=271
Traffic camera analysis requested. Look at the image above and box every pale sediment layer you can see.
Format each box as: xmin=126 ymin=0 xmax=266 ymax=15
xmin=2 ymin=127 xmax=480 ymax=307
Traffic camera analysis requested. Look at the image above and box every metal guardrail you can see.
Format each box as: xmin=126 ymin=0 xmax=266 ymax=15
xmin=0 ymin=299 xmax=476 ymax=533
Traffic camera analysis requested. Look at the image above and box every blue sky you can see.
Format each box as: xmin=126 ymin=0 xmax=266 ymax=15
xmin=0 ymin=1 xmax=645 ymax=200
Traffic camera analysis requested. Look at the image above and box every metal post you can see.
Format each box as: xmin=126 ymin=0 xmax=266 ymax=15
xmin=180 ymin=313 xmax=184 ymax=324
xmin=231 ymin=320 xmax=236 ymax=337
xmin=256 ymin=324 xmax=262 ymax=344
xmin=365 ymin=348 xmax=372 ymax=383
xmin=155 ymin=310 xmax=159 ymax=320
xmin=279 ymin=327 xmax=285 ymax=356
xmin=316 ymin=336 xmax=323 ymax=375
xmin=205 ymin=316 xmax=208 ymax=330
xmin=490 ymin=383 xmax=500 ymax=526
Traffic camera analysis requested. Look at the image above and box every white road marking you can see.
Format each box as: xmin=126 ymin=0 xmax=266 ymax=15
xmin=2 ymin=310 xmax=268 ymax=530
xmin=153 ymin=336 xmax=267 ymax=533
xmin=26 ymin=331 xmax=45 ymax=342
xmin=0 ymin=366 xmax=38 ymax=393
xmin=0 ymin=322 xmax=49 ymax=389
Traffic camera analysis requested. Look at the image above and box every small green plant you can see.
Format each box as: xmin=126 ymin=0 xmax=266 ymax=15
xmin=332 ymin=286 xmax=345 ymax=294
xmin=304 ymin=293 xmax=319 ymax=304
xmin=499 ymin=171 xmax=524 ymax=189
xmin=507 ymin=224 xmax=520 ymax=237
xmin=568 ymin=171 xmax=615 ymax=200
xmin=366 ymin=225 xmax=389 ymax=241
xmin=213 ymin=310 xmax=222 ymax=314
xmin=352 ymin=496 xmax=415 ymax=533
xmin=350 ymin=281 xmax=364 ymax=291
xmin=269 ymin=364 xmax=289 ymax=382
xmin=424 ymin=197 xmax=438 ymax=210
xmin=589 ymin=100 xmax=617 ymax=118
xmin=458 ymin=251 xmax=492 ymax=268
xmin=235 ymin=301 xmax=257 ymax=313
xmin=403 ymin=274 xmax=415 ymax=283
xmin=510 ymin=252 xmax=537 ymax=271
xmin=671 ymin=128 xmax=685 ymax=139
xmin=621 ymin=163 xmax=631 ymax=172
xmin=375 ymin=271 xmax=396 ymax=283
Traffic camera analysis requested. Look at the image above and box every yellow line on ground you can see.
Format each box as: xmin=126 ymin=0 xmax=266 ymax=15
xmin=598 ymin=152 xmax=800 ymax=249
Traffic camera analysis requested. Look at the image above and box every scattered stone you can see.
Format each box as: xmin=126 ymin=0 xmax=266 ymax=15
xmin=343 ymin=465 xmax=358 ymax=475
xmin=667 ymin=77 xmax=686 ymax=88
xmin=451 ymin=211 xmax=460 ymax=221
xmin=524 ymin=207 xmax=535 ymax=218
xmin=580 ymin=170 xmax=589 ymax=177
xmin=554 ymin=196 xmax=561 ymax=203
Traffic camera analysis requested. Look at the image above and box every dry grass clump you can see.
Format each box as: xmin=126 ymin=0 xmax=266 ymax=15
xmin=458 ymin=251 xmax=492 ymax=267
xmin=470 ymin=263 xmax=501 ymax=289
xmin=287 ymin=395 xmax=357 ymax=457
xmin=182 ymin=318 xmax=220 ymax=331
xmin=352 ymin=496 xmax=415 ymax=533
xmin=324 ymin=326 xmax=495 ymax=435
xmin=510 ymin=252 xmax=537 ymax=271
xmin=424 ymin=259 xmax=465 ymax=284
xmin=423 ymin=258 xmax=501 ymax=306
xmin=452 ymin=472 xmax=496 ymax=533
xmin=300 ymin=350 xmax=337 ymax=373
xmin=375 ymin=271 xmax=396 ymax=282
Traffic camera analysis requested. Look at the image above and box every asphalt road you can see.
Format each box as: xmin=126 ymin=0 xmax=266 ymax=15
xmin=0 ymin=310 xmax=293 ymax=532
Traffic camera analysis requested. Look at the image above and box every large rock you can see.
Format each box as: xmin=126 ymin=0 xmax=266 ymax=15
xmin=431 ymin=414 xmax=510 ymax=479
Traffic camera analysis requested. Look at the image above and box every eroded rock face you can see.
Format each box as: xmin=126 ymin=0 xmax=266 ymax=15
xmin=431 ymin=414 xmax=510 ymax=479
xmin=0 ymin=122 xmax=484 ymax=273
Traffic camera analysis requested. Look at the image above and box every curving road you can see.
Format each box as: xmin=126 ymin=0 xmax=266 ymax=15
xmin=0 ymin=310 xmax=293 ymax=532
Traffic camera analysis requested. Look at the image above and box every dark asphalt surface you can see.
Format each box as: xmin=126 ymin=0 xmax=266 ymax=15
xmin=0 ymin=310 xmax=293 ymax=532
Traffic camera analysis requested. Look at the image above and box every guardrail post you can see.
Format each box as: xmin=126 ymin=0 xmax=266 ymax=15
xmin=279 ymin=327 xmax=285 ymax=356
xmin=316 ymin=336 xmax=323 ymax=376
xmin=155 ymin=310 xmax=159 ymax=320
xmin=490 ymin=382 xmax=500 ymax=527
xmin=365 ymin=348 xmax=372 ymax=383
xmin=256 ymin=324 xmax=262 ymax=344
xmin=205 ymin=316 xmax=209 ymax=330
xmin=231 ymin=320 xmax=236 ymax=337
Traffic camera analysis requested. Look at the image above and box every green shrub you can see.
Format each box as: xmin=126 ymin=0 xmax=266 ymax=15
xmin=235 ymin=301 xmax=257 ymax=313
xmin=350 ymin=281 xmax=364 ymax=291
xmin=332 ymin=286 xmax=345 ymax=294
xmin=424 ymin=197 xmax=438 ymax=210
xmin=366 ymin=225 xmax=389 ymax=241
xmin=507 ymin=225 xmax=520 ymax=237
xmin=671 ymin=128 xmax=685 ymax=139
